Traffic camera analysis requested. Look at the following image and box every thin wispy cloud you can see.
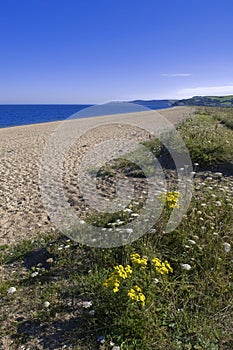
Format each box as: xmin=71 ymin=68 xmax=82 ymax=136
xmin=177 ymin=84 xmax=233 ymax=97
xmin=161 ymin=73 xmax=192 ymax=77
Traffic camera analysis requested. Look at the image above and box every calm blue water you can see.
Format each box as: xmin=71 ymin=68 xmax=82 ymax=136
xmin=0 ymin=103 xmax=170 ymax=128
xmin=0 ymin=105 xmax=93 ymax=128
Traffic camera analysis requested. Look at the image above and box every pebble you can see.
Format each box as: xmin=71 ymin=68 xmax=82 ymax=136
xmin=7 ymin=286 xmax=17 ymax=294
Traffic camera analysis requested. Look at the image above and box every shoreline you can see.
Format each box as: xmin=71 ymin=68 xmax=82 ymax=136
xmin=0 ymin=106 xmax=186 ymax=130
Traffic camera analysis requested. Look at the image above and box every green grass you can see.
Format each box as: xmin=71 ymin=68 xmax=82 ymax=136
xmin=211 ymin=107 xmax=233 ymax=130
xmin=1 ymin=109 xmax=233 ymax=349
xmin=177 ymin=111 xmax=233 ymax=167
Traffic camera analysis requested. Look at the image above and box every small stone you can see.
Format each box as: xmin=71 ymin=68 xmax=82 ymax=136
xmin=7 ymin=286 xmax=17 ymax=294
xmin=125 ymin=228 xmax=133 ymax=234
xmin=44 ymin=301 xmax=50 ymax=308
xmin=223 ymin=242 xmax=231 ymax=253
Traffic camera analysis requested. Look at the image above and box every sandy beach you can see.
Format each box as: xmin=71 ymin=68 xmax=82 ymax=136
xmin=0 ymin=107 xmax=194 ymax=245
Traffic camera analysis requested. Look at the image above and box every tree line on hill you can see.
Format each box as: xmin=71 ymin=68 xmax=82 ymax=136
xmin=130 ymin=95 xmax=233 ymax=108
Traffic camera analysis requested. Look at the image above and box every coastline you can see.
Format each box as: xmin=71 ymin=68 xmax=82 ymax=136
xmin=0 ymin=106 xmax=191 ymax=131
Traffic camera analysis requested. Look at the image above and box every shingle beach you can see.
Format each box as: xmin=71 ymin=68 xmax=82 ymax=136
xmin=0 ymin=107 xmax=194 ymax=245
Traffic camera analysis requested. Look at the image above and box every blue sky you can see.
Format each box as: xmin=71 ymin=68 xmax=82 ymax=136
xmin=1 ymin=0 xmax=233 ymax=103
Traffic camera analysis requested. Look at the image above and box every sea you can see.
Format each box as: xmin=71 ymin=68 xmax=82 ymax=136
xmin=0 ymin=103 xmax=170 ymax=128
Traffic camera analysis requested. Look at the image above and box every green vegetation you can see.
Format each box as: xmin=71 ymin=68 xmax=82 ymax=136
xmin=1 ymin=109 xmax=233 ymax=349
xmin=173 ymin=95 xmax=233 ymax=107
xmin=211 ymin=107 xmax=233 ymax=130
xmin=129 ymin=95 xmax=233 ymax=108
xmin=177 ymin=111 xmax=233 ymax=167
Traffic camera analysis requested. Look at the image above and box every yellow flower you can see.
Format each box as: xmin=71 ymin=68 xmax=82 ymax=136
xmin=130 ymin=253 xmax=148 ymax=266
xmin=103 ymin=264 xmax=133 ymax=293
xmin=114 ymin=264 xmax=132 ymax=279
xmin=103 ymin=254 xmax=173 ymax=304
xmin=113 ymin=284 xmax=120 ymax=293
xmin=152 ymin=258 xmax=173 ymax=275
xmin=125 ymin=264 xmax=133 ymax=274
xmin=128 ymin=288 xmax=137 ymax=299
xmin=135 ymin=285 xmax=142 ymax=292
xmin=160 ymin=191 xmax=181 ymax=209
xmin=103 ymin=272 xmax=121 ymax=291
xmin=139 ymin=293 xmax=146 ymax=305
xmin=128 ymin=285 xmax=146 ymax=306
xmin=164 ymin=260 xmax=173 ymax=273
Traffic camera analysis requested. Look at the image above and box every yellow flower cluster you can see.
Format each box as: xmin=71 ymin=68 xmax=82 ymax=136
xmin=152 ymin=258 xmax=173 ymax=275
xmin=103 ymin=254 xmax=173 ymax=307
xmin=114 ymin=264 xmax=132 ymax=279
xmin=103 ymin=264 xmax=132 ymax=293
xmin=128 ymin=285 xmax=146 ymax=306
xmin=160 ymin=191 xmax=181 ymax=209
xmin=130 ymin=253 xmax=148 ymax=266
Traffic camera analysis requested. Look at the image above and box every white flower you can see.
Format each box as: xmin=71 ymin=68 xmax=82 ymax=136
xmin=153 ymin=278 xmax=159 ymax=284
xmin=112 ymin=346 xmax=120 ymax=350
xmin=7 ymin=286 xmax=17 ymax=294
xmin=31 ymin=271 xmax=39 ymax=278
xmin=215 ymin=201 xmax=222 ymax=207
xmin=44 ymin=301 xmax=50 ymax=308
xmin=131 ymin=213 xmax=139 ymax=217
xmin=181 ymin=263 xmax=191 ymax=271
xmin=79 ymin=220 xmax=85 ymax=225
xmin=223 ymin=242 xmax=231 ymax=253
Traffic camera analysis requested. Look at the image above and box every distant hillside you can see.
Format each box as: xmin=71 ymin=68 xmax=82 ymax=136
xmin=130 ymin=99 xmax=176 ymax=109
xmin=128 ymin=96 xmax=233 ymax=109
xmin=173 ymin=95 xmax=233 ymax=107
